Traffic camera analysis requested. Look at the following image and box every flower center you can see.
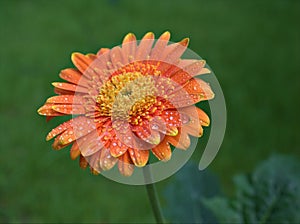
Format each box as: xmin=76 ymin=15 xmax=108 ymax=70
xmin=96 ymin=62 xmax=162 ymax=122
xmin=111 ymin=74 xmax=158 ymax=120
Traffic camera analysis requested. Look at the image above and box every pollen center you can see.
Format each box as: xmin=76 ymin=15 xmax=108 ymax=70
xmin=112 ymin=75 xmax=157 ymax=119
xmin=96 ymin=70 xmax=158 ymax=121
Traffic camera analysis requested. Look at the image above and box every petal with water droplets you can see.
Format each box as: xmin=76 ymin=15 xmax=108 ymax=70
xmin=59 ymin=68 xmax=88 ymax=86
xmin=109 ymin=135 xmax=129 ymax=158
xmin=162 ymin=38 xmax=189 ymax=64
xmin=52 ymin=104 xmax=85 ymax=115
xmin=71 ymin=52 xmax=94 ymax=74
xmin=136 ymin=32 xmax=155 ymax=60
xmin=78 ymin=132 xmax=104 ymax=157
xmin=46 ymin=118 xmax=73 ymax=141
xmin=79 ymin=155 xmax=88 ymax=169
xmin=46 ymin=95 xmax=83 ymax=104
xmin=110 ymin=46 xmax=124 ymax=67
xmin=37 ymin=104 xmax=65 ymax=117
xmin=150 ymin=31 xmax=170 ymax=60
xmin=118 ymin=151 xmax=134 ymax=176
xmin=165 ymin=129 xmax=190 ymax=150
xmin=128 ymin=148 xmax=149 ymax=167
xmin=52 ymin=82 xmax=88 ymax=93
xmin=97 ymin=48 xmax=110 ymax=56
xmin=70 ymin=141 xmax=81 ymax=160
xmin=99 ymin=147 xmax=118 ymax=170
xmin=152 ymin=137 xmax=172 ymax=161
xmin=122 ymin=33 xmax=137 ymax=61
xmin=133 ymin=124 xmax=161 ymax=145
xmin=160 ymin=110 xmax=182 ymax=127
xmin=180 ymin=106 xmax=210 ymax=127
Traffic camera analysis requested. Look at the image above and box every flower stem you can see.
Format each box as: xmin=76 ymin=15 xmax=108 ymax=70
xmin=143 ymin=166 xmax=165 ymax=224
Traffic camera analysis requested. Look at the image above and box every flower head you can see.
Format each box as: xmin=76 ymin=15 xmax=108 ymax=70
xmin=37 ymin=32 xmax=214 ymax=176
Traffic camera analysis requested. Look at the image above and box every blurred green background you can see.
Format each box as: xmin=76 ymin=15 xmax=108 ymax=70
xmin=0 ymin=0 xmax=299 ymax=223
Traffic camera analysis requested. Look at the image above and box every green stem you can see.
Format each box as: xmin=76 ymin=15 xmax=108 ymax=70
xmin=143 ymin=166 xmax=165 ymax=224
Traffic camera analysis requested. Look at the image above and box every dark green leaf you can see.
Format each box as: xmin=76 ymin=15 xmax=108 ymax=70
xmin=163 ymin=162 xmax=221 ymax=223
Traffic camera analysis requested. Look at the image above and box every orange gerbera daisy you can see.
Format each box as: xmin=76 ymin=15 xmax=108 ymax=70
xmin=37 ymin=31 xmax=214 ymax=176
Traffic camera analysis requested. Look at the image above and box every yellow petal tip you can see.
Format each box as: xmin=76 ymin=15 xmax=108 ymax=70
xmin=71 ymin=52 xmax=80 ymax=60
xmin=144 ymin=32 xmax=154 ymax=39
xmin=51 ymin=82 xmax=58 ymax=87
xmin=123 ymin=33 xmax=136 ymax=43
xmin=167 ymin=127 xmax=179 ymax=136
xmin=181 ymin=38 xmax=190 ymax=46
xmin=148 ymin=134 xmax=161 ymax=145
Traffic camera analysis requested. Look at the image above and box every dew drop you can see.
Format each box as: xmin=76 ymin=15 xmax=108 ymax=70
xmin=181 ymin=114 xmax=190 ymax=124
xmin=151 ymin=124 xmax=159 ymax=130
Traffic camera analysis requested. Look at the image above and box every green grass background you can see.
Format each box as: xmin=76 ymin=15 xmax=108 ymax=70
xmin=0 ymin=0 xmax=299 ymax=223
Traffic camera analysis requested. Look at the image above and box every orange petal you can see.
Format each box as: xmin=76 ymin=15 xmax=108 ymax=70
xmin=46 ymin=118 xmax=73 ymax=141
xmin=46 ymin=95 xmax=83 ymax=104
xmin=59 ymin=68 xmax=88 ymax=86
xmin=53 ymin=117 xmax=99 ymax=149
xmin=52 ymin=82 xmax=88 ymax=93
xmin=152 ymin=137 xmax=172 ymax=161
xmin=153 ymin=74 xmax=177 ymax=96
xmin=93 ymin=51 xmax=112 ymax=77
xmin=110 ymin=46 xmax=124 ymax=67
xmin=167 ymin=79 xmax=214 ymax=108
xmin=136 ymin=32 xmax=155 ymax=60
xmin=37 ymin=104 xmax=65 ymax=117
xmin=90 ymin=167 xmax=101 ymax=175
xmin=163 ymin=38 xmax=189 ymax=64
xmin=109 ymin=135 xmax=129 ymax=157
xmin=79 ymin=155 xmax=89 ymax=169
xmin=178 ymin=60 xmax=208 ymax=77
xmin=55 ymin=129 xmax=77 ymax=147
xmin=118 ymin=151 xmax=134 ymax=176
xmin=70 ymin=142 xmax=81 ymax=160
xmin=128 ymin=148 xmax=149 ymax=167
xmin=169 ymin=60 xmax=206 ymax=84
xmin=97 ymin=48 xmax=110 ymax=56
xmin=162 ymin=64 xmax=182 ymax=78
xmin=122 ymin=32 xmax=136 ymax=44
xmin=71 ymin=52 xmax=94 ymax=74
xmin=133 ymin=124 xmax=161 ymax=145
xmin=86 ymin=53 xmax=97 ymax=60
xmin=164 ymin=91 xmax=194 ymax=108
xmin=78 ymin=132 xmax=103 ymax=157
xmin=150 ymin=31 xmax=170 ymax=60
xmin=182 ymin=78 xmax=213 ymax=96
xmin=166 ymin=129 xmax=191 ymax=150
xmin=99 ymin=147 xmax=118 ymax=171
xmin=46 ymin=116 xmax=55 ymax=122
xmin=160 ymin=110 xmax=182 ymax=127
xmin=183 ymin=122 xmax=203 ymax=137
xmin=149 ymin=117 xmax=178 ymax=136
xmin=122 ymin=33 xmax=137 ymax=61
xmin=180 ymin=106 xmax=210 ymax=127
xmin=155 ymin=61 xmax=176 ymax=76
xmin=196 ymin=108 xmax=210 ymax=127
xmin=52 ymin=104 xmax=85 ymax=115
xmin=113 ymin=120 xmax=153 ymax=151
xmin=54 ymin=87 xmax=75 ymax=95
xmin=52 ymin=134 xmax=72 ymax=150
xmin=88 ymin=151 xmax=102 ymax=174
xmin=170 ymin=70 xmax=193 ymax=85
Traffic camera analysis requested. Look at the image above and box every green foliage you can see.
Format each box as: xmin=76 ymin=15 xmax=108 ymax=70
xmin=164 ymin=155 xmax=300 ymax=223
xmin=204 ymin=155 xmax=300 ymax=223
xmin=163 ymin=162 xmax=221 ymax=223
